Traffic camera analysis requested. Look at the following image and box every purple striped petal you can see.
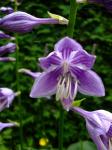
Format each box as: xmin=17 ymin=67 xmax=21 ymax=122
xmin=0 ymin=11 xmax=59 ymax=33
xmin=71 ymin=67 xmax=105 ymax=96
xmin=70 ymin=50 xmax=96 ymax=69
xmin=0 ymin=7 xmax=14 ymax=14
xmin=0 ymin=57 xmax=16 ymax=62
xmin=0 ymin=31 xmax=11 ymax=39
xmin=54 ymin=37 xmax=83 ymax=59
xmin=39 ymin=52 xmax=62 ymax=70
xmin=0 ymin=43 xmax=16 ymax=56
xmin=30 ymin=67 xmax=62 ymax=98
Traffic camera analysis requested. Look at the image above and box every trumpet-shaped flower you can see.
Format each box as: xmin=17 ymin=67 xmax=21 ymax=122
xmin=72 ymin=107 xmax=112 ymax=150
xmin=30 ymin=37 xmax=105 ymax=111
xmin=0 ymin=88 xmax=16 ymax=112
xmin=30 ymin=37 xmax=105 ymax=110
xmin=0 ymin=43 xmax=16 ymax=56
xmin=0 ymin=11 xmax=67 ymax=33
xmin=0 ymin=122 xmax=16 ymax=131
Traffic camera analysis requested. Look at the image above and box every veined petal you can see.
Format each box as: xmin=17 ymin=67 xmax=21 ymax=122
xmin=30 ymin=67 xmax=62 ymax=98
xmin=70 ymin=50 xmax=96 ymax=69
xmin=39 ymin=51 xmax=62 ymax=70
xmin=86 ymin=121 xmax=107 ymax=150
xmin=71 ymin=67 xmax=105 ymax=96
xmin=54 ymin=37 xmax=83 ymax=59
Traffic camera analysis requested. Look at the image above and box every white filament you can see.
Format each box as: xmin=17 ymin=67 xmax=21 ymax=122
xmin=56 ymin=75 xmax=78 ymax=101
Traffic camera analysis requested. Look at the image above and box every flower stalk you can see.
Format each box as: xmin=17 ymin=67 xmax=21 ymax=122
xmin=67 ymin=0 xmax=78 ymax=38
xmin=14 ymin=0 xmax=23 ymax=149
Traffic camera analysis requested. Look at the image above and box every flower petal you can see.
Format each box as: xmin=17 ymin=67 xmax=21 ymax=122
xmin=39 ymin=51 xmax=62 ymax=70
xmin=70 ymin=50 xmax=96 ymax=69
xmin=30 ymin=68 xmax=62 ymax=98
xmin=54 ymin=37 xmax=83 ymax=59
xmin=71 ymin=68 xmax=105 ymax=96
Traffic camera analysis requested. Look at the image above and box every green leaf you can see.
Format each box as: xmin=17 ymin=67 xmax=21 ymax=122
xmin=67 ymin=141 xmax=97 ymax=150
xmin=72 ymin=98 xmax=86 ymax=107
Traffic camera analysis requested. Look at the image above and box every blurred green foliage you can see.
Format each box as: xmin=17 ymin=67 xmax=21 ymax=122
xmin=0 ymin=0 xmax=112 ymax=149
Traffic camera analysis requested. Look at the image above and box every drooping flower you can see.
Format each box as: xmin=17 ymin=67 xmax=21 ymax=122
xmin=0 ymin=11 xmax=68 ymax=33
xmin=0 ymin=7 xmax=14 ymax=14
xmin=30 ymin=37 xmax=105 ymax=111
xmin=72 ymin=107 xmax=112 ymax=150
xmin=0 ymin=31 xmax=11 ymax=39
xmin=0 ymin=122 xmax=16 ymax=131
xmin=0 ymin=88 xmax=18 ymax=112
xmin=0 ymin=43 xmax=16 ymax=56
xmin=18 ymin=68 xmax=41 ymax=79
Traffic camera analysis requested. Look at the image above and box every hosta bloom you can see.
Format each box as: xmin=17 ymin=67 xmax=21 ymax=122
xmin=0 ymin=11 xmax=67 ymax=33
xmin=0 ymin=122 xmax=15 ymax=131
xmin=0 ymin=31 xmax=11 ymax=39
xmin=30 ymin=37 xmax=105 ymax=110
xmin=0 ymin=88 xmax=16 ymax=112
xmin=0 ymin=43 xmax=16 ymax=56
xmin=72 ymin=107 xmax=112 ymax=150
xmin=0 ymin=7 xmax=14 ymax=14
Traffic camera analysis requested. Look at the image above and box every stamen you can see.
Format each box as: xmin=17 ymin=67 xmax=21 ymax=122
xmin=56 ymin=75 xmax=75 ymax=101
xmin=109 ymin=138 xmax=112 ymax=150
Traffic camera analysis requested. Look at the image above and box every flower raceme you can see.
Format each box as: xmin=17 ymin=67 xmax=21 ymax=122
xmin=72 ymin=107 xmax=112 ymax=150
xmin=0 ymin=11 xmax=68 ymax=33
xmin=30 ymin=37 xmax=105 ymax=111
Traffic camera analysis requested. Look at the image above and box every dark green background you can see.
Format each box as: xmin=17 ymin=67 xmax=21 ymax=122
xmin=0 ymin=0 xmax=112 ymax=149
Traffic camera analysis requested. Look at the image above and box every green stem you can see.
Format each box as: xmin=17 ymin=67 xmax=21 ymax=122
xmin=59 ymin=105 xmax=64 ymax=150
xmin=67 ymin=0 xmax=78 ymax=38
xmin=14 ymin=1 xmax=23 ymax=150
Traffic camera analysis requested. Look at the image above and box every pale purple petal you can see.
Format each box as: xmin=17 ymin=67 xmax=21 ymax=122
xmin=54 ymin=37 xmax=83 ymax=59
xmin=70 ymin=50 xmax=96 ymax=69
xmin=71 ymin=68 xmax=105 ymax=96
xmin=0 ymin=122 xmax=15 ymax=131
xmin=39 ymin=51 xmax=62 ymax=70
xmin=30 ymin=67 xmax=62 ymax=98
xmin=86 ymin=121 xmax=107 ymax=150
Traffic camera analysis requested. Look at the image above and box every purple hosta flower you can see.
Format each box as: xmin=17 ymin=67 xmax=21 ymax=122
xmin=0 ymin=7 xmax=14 ymax=14
xmin=0 ymin=43 xmax=16 ymax=56
xmin=0 ymin=31 xmax=11 ymax=39
xmin=0 ymin=11 xmax=67 ymax=33
xmin=0 ymin=122 xmax=15 ymax=131
xmin=18 ymin=68 xmax=41 ymax=79
xmin=30 ymin=37 xmax=105 ymax=111
xmin=72 ymin=107 xmax=112 ymax=150
xmin=0 ymin=57 xmax=16 ymax=62
xmin=0 ymin=88 xmax=17 ymax=112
